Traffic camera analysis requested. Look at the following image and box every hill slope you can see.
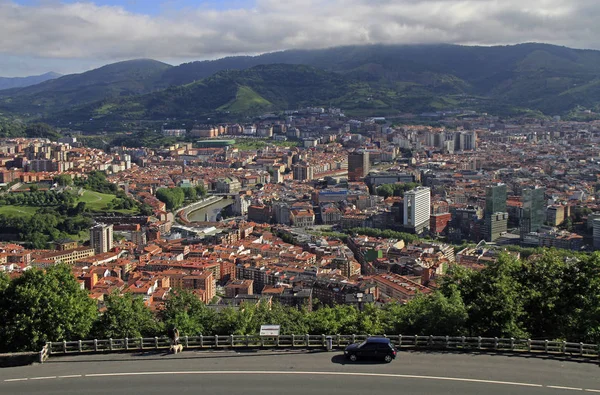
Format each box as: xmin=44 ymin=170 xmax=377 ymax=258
xmin=158 ymin=43 xmax=600 ymax=114
xmin=62 ymin=64 xmax=391 ymax=121
xmin=0 ymin=59 xmax=172 ymax=115
xmin=5 ymin=43 xmax=600 ymax=120
xmin=0 ymin=72 xmax=61 ymax=91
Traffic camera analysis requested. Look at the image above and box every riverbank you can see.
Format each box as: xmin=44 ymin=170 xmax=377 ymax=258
xmin=177 ymin=196 xmax=224 ymax=224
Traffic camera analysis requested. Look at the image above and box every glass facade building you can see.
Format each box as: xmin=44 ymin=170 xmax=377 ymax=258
xmin=521 ymin=187 xmax=546 ymax=237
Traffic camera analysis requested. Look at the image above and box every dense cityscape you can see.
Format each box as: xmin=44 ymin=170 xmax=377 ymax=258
xmin=1 ymin=108 xmax=600 ymax=335
xmin=3 ymin=0 xmax=600 ymax=393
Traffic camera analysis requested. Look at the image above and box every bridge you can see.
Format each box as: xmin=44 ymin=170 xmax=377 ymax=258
xmin=1 ymin=346 xmax=599 ymax=394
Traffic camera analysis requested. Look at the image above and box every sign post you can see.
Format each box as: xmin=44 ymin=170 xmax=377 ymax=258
xmin=260 ymin=325 xmax=281 ymax=336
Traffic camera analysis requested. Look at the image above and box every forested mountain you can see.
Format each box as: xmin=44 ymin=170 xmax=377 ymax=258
xmin=0 ymin=72 xmax=61 ymax=90
xmin=5 ymin=43 xmax=600 ymax=121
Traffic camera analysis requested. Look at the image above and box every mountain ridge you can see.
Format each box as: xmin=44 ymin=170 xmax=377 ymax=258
xmin=0 ymin=72 xmax=62 ymax=91
xmin=4 ymin=43 xmax=600 ymax=122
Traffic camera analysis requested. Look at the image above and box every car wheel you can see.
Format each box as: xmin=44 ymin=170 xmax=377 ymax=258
xmin=349 ymin=354 xmax=358 ymax=362
xmin=383 ymin=354 xmax=393 ymax=363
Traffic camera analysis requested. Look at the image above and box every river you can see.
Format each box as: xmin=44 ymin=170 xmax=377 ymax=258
xmin=187 ymin=197 xmax=234 ymax=222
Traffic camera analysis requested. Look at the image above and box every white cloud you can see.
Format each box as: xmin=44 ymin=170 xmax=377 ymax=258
xmin=0 ymin=0 xmax=598 ymax=75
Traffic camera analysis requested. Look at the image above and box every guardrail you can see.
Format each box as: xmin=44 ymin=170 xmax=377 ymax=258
xmin=45 ymin=335 xmax=600 ymax=359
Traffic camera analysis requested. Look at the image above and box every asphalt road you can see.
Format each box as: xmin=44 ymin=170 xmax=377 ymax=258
xmin=0 ymin=349 xmax=599 ymax=395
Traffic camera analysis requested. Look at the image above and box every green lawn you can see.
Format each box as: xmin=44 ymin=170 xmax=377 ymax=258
xmin=234 ymin=139 xmax=300 ymax=151
xmin=0 ymin=205 xmax=38 ymax=217
xmin=77 ymin=190 xmax=139 ymax=214
xmin=0 ymin=190 xmax=138 ymax=218
xmin=67 ymin=230 xmax=90 ymax=243
xmin=77 ymin=190 xmax=116 ymax=211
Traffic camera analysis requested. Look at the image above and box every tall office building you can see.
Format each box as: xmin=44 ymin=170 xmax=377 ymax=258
xmin=403 ymin=187 xmax=431 ymax=234
xmin=485 ymin=184 xmax=507 ymax=215
xmin=453 ymin=131 xmax=478 ymax=151
xmin=593 ymin=218 xmax=600 ymax=250
xmin=292 ymin=162 xmax=314 ymax=181
xmin=348 ymin=151 xmax=370 ymax=181
xmin=520 ymin=187 xmax=546 ymax=238
xmin=484 ymin=184 xmax=508 ymax=242
xmin=90 ymin=223 xmax=114 ymax=254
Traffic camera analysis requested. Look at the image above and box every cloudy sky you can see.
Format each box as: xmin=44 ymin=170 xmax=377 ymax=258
xmin=0 ymin=0 xmax=598 ymax=76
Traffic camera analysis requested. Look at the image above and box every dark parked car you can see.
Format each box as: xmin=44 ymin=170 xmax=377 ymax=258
xmin=344 ymin=337 xmax=397 ymax=363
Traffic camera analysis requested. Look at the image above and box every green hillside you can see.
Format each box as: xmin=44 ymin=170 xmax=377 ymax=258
xmin=5 ymin=43 xmax=600 ymax=121
xmin=0 ymin=59 xmax=172 ymax=115
xmin=149 ymin=43 xmax=600 ymax=115
xmin=61 ymin=64 xmax=392 ymax=121
xmin=217 ymin=86 xmax=273 ymax=113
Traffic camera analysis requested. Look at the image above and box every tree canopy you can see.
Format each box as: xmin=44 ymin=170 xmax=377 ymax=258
xmin=0 ymin=264 xmax=97 ymax=352
xmin=156 ymin=187 xmax=185 ymax=211
xmin=376 ymin=182 xmax=420 ymax=198
xmin=3 ymin=250 xmax=600 ymax=353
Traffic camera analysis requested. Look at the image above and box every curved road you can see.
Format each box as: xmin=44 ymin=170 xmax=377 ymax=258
xmin=1 ymin=350 xmax=599 ymax=394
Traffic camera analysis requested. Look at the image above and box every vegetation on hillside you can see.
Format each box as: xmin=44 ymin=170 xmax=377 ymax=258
xmin=0 ymin=59 xmax=172 ymax=115
xmin=156 ymin=185 xmax=208 ymax=211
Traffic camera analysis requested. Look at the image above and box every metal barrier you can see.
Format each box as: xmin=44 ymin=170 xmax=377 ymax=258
xmin=45 ymin=335 xmax=600 ymax=360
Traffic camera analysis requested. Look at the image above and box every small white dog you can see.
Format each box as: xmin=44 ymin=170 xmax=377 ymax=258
xmin=170 ymin=344 xmax=183 ymax=354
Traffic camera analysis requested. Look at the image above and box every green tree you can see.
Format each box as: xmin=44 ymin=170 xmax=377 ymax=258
xmin=443 ymin=254 xmax=527 ymax=338
xmin=25 ymin=123 xmax=61 ymax=140
xmin=195 ymin=184 xmax=207 ymax=198
xmin=54 ymin=174 xmax=73 ymax=187
xmin=139 ymin=203 xmax=154 ymax=216
xmin=387 ymin=286 xmax=468 ymax=335
xmin=156 ymin=187 xmax=185 ymax=211
xmin=161 ymin=290 xmax=216 ymax=336
xmin=183 ymin=187 xmax=197 ymax=201
xmin=0 ymin=264 xmax=97 ymax=352
xmin=376 ymin=184 xmax=394 ymax=198
xmin=92 ymin=292 xmax=160 ymax=339
xmin=0 ymin=272 xmax=9 ymax=293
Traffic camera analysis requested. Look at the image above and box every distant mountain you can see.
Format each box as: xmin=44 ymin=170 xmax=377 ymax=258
xmin=6 ymin=43 xmax=600 ymax=121
xmin=60 ymin=64 xmax=382 ymax=122
xmin=0 ymin=59 xmax=172 ymax=115
xmin=158 ymin=43 xmax=600 ymax=115
xmin=0 ymin=72 xmax=61 ymax=90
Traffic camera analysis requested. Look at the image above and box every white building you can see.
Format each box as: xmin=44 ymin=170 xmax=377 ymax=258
xmin=162 ymin=129 xmax=186 ymax=137
xmin=403 ymin=187 xmax=431 ymax=234
xmin=233 ymin=194 xmax=252 ymax=216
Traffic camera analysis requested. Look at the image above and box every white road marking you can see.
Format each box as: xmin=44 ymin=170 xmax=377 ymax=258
xmin=86 ymin=370 xmax=543 ymax=388
xmin=59 ymin=375 xmax=82 ymax=379
xmin=3 ymin=370 xmax=598 ymax=393
xmin=547 ymin=386 xmax=583 ymax=391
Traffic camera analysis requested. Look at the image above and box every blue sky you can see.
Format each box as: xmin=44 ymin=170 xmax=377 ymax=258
xmin=12 ymin=0 xmax=256 ymax=14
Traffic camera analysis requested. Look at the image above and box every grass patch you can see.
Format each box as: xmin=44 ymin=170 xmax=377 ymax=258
xmin=0 ymin=205 xmax=38 ymax=217
xmin=77 ymin=190 xmax=139 ymax=214
xmin=218 ymin=86 xmax=272 ymax=113
xmin=234 ymin=139 xmax=299 ymax=151
xmin=77 ymin=190 xmax=116 ymax=211
xmin=67 ymin=230 xmax=91 ymax=243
